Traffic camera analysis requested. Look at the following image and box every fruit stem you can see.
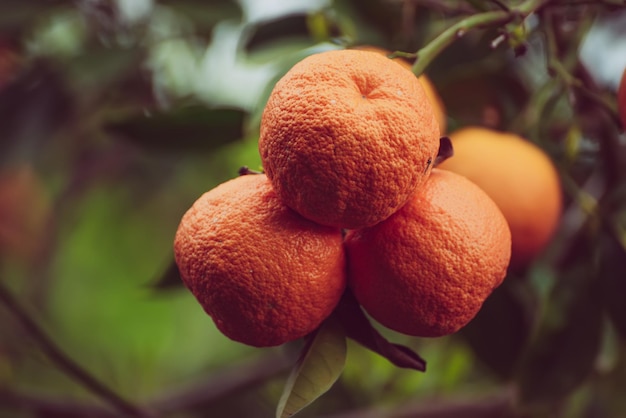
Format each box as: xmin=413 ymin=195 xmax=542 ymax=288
xmin=238 ymin=166 xmax=263 ymax=176
xmin=0 ymin=280 xmax=154 ymax=418
xmin=409 ymin=0 xmax=550 ymax=76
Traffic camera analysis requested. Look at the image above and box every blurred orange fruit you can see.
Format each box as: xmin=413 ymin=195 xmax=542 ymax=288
xmin=438 ymin=127 xmax=562 ymax=268
xmin=345 ymin=169 xmax=511 ymax=337
xmin=0 ymin=164 xmax=49 ymax=260
xmin=259 ymin=49 xmax=439 ymax=229
xmin=418 ymin=74 xmax=447 ymax=134
xmin=354 ymin=45 xmax=447 ymax=134
xmin=174 ymin=174 xmax=346 ymax=347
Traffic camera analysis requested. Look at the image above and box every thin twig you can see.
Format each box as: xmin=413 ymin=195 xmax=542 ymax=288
xmin=0 ymin=386 xmax=121 ymax=418
xmin=0 ymin=350 xmax=294 ymax=417
xmin=151 ymin=350 xmax=293 ymax=413
xmin=0 ymin=280 xmax=153 ymax=418
xmin=409 ymin=0 xmax=550 ymax=75
xmin=541 ymin=9 xmax=625 ymax=190
xmin=324 ymin=387 xmax=516 ymax=418
xmin=542 ymin=10 xmax=621 ymax=127
xmin=410 ymin=10 xmax=511 ymax=75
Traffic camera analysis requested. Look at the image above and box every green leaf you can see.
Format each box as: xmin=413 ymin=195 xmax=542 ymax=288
xmin=335 ymin=0 xmax=403 ymax=42
xmin=460 ymin=276 xmax=537 ymax=380
xmin=159 ymin=0 xmax=241 ymax=33
xmin=244 ymin=14 xmax=313 ymax=53
xmin=104 ymin=104 xmax=246 ymax=152
xmin=149 ymin=260 xmax=184 ymax=291
xmin=276 ymin=317 xmax=346 ymax=418
xmin=334 ymin=290 xmax=426 ymax=371
xmin=0 ymin=0 xmax=66 ymax=34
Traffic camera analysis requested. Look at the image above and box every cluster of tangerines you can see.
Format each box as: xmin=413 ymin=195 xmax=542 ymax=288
xmin=174 ymin=48 xmax=564 ymax=348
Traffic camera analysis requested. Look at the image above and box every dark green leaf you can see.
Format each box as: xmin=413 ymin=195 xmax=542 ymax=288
xmin=334 ymin=290 xmax=426 ymax=371
xmin=460 ymin=277 xmax=537 ymax=380
xmin=516 ymin=242 xmax=603 ymax=404
xmin=158 ymin=0 xmax=241 ymax=35
xmin=244 ymin=14 xmax=313 ymax=53
xmin=66 ymin=45 xmax=146 ymax=95
xmin=276 ymin=317 xmax=346 ymax=418
xmin=335 ymin=0 xmax=403 ymax=43
xmin=0 ymin=0 xmax=67 ymax=34
xmin=149 ymin=260 xmax=183 ymax=291
xmin=104 ymin=105 xmax=247 ymax=152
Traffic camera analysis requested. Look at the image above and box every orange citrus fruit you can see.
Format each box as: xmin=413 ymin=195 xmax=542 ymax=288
xmin=174 ymin=174 xmax=346 ymax=347
xmin=0 ymin=164 xmax=49 ymax=260
xmin=618 ymin=68 xmax=626 ymax=129
xmin=418 ymin=74 xmax=447 ymax=134
xmin=437 ymin=127 xmax=562 ymax=268
xmin=353 ymin=45 xmax=447 ymax=134
xmin=259 ymin=49 xmax=440 ymax=229
xmin=345 ymin=169 xmax=511 ymax=337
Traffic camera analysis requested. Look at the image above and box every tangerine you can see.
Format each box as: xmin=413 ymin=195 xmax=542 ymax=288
xmin=0 ymin=164 xmax=49 ymax=260
xmin=345 ymin=169 xmax=511 ymax=337
xmin=259 ymin=49 xmax=440 ymax=229
xmin=353 ymin=45 xmax=447 ymax=134
xmin=174 ymin=174 xmax=346 ymax=347
xmin=437 ymin=127 xmax=562 ymax=268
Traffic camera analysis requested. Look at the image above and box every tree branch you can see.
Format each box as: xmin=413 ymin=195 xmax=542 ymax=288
xmin=150 ymin=350 xmax=293 ymax=413
xmin=0 ymin=350 xmax=293 ymax=417
xmin=0 ymin=280 xmax=153 ymax=418
xmin=0 ymin=386 xmax=120 ymax=418
xmin=541 ymin=9 xmax=625 ymax=189
xmin=404 ymin=0 xmax=550 ymax=75
xmin=323 ymin=387 xmax=515 ymax=418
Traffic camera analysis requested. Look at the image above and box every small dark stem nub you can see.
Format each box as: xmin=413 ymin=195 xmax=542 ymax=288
xmin=434 ymin=136 xmax=454 ymax=166
xmin=238 ymin=166 xmax=263 ymax=176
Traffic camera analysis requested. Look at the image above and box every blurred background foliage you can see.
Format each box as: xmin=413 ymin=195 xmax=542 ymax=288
xmin=0 ymin=0 xmax=626 ymax=417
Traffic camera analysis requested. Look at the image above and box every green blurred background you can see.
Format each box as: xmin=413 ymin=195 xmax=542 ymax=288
xmin=1 ymin=1 xmax=626 ymax=417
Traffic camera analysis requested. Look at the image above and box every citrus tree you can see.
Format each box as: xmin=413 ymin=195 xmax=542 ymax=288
xmin=1 ymin=1 xmax=626 ymax=417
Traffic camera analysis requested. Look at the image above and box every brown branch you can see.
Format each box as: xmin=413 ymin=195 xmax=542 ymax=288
xmin=409 ymin=0 xmax=550 ymax=75
xmin=0 ymin=350 xmax=294 ymax=417
xmin=323 ymin=387 xmax=516 ymax=418
xmin=0 ymin=280 xmax=153 ymax=418
xmin=150 ymin=350 xmax=293 ymax=413
xmin=0 ymin=387 xmax=120 ymax=418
